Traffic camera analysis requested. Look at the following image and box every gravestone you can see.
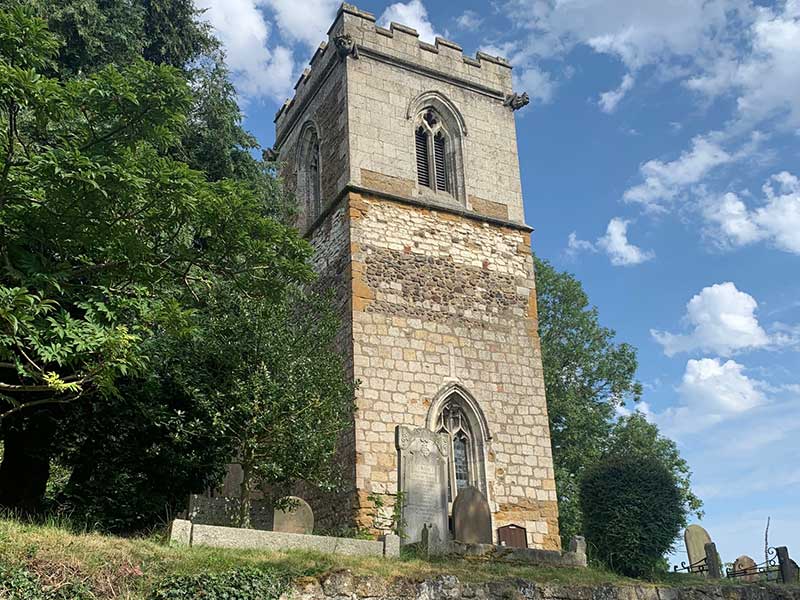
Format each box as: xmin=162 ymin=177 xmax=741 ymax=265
xmin=684 ymin=524 xmax=713 ymax=572
xmin=733 ymin=555 xmax=758 ymax=582
xmin=273 ymin=496 xmax=314 ymax=534
xmin=452 ymin=486 xmax=492 ymax=544
xmin=396 ymin=426 xmax=450 ymax=545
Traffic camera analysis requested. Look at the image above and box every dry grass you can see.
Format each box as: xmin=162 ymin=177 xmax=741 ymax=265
xmin=0 ymin=517 xmax=717 ymax=599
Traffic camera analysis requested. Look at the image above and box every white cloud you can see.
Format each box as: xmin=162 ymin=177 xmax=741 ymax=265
xmin=505 ymin=0 xmax=744 ymax=71
xmin=195 ymin=0 xmax=295 ymax=102
xmin=515 ymin=66 xmax=556 ymax=105
xmin=378 ymin=0 xmax=440 ymax=43
xmin=702 ymin=172 xmax=800 ymax=254
xmin=597 ymin=218 xmax=655 ymax=266
xmin=651 ymin=282 xmax=770 ymax=357
xmin=566 ymin=232 xmax=597 ymax=257
xmin=686 ymin=1 xmax=800 ymax=129
xmin=598 ymin=73 xmax=635 ymax=113
xmin=679 ymin=358 xmax=765 ymax=414
xmin=456 ymin=10 xmax=483 ymax=30
xmin=260 ymin=0 xmax=338 ymax=49
xmin=623 ymin=134 xmax=733 ymax=212
xmin=650 ymin=358 xmax=765 ymax=436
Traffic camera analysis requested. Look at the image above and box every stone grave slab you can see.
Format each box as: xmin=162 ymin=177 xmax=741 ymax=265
xmin=452 ymin=486 xmax=492 ymax=544
xmin=273 ymin=496 xmax=314 ymax=534
xmin=396 ymin=425 xmax=449 ymax=545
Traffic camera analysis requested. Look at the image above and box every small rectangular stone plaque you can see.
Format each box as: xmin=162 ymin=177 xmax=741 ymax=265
xmin=396 ymin=425 xmax=450 ymax=545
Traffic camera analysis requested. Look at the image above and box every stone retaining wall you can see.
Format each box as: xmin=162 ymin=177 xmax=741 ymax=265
xmin=289 ymin=572 xmax=800 ymax=600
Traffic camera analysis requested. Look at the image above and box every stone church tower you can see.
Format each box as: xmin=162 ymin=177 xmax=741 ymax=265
xmin=275 ymin=3 xmax=560 ymax=550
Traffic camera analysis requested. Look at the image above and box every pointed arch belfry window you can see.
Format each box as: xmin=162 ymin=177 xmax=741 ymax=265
xmin=414 ymin=108 xmax=452 ymax=194
xmin=408 ymin=92 xmax=467 ymax=204
xmin=298 ymin=122 xmax=321 ymax=227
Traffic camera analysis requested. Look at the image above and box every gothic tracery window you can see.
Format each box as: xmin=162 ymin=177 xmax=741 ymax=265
xmin=298 ymin=124 xmax=321 ymax=225
xmin=436 ymin=397 xmax=476 ymax=502
xmin=415 ymin=109 xmax=451 ymax=194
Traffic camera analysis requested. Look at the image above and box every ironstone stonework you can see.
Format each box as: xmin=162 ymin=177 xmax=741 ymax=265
xmin=396 ymin=425 xmax=450 ymax=545
xmin=452 ymin=486 xmax=493 ymax=544
xmin=273 ymin=496 xmax=315 ymax=534
xmin=685 ymin=524 xmax=713 ymax=571
xmin=272 ymin=2 xmax=561 ymax=549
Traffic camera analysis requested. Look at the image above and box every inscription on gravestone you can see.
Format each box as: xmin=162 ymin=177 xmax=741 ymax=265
xmin=396 ymin=425 xmax=449 ymax=545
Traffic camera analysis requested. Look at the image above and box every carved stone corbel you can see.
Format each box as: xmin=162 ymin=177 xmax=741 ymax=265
xmin=262 ymin=147 xmax=279 ymax=162
xmin=334 ymin=33 xmax=359 ymax=60
xmin=504 ymin=92 xmax=530 ymax=111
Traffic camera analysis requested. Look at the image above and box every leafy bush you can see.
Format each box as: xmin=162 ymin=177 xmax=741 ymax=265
xmin=0 ymin=565 xmax=92 ymax=599
xmin=149 ymin=568 xmax=287 ymax=600
xmin=580 ymin=455 xmax=684 ymax=577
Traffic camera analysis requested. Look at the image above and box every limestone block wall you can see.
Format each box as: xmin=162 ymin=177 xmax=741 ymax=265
xmin=340 ymin=7 xmax=525 ymax=223
xmin=347 ymin=191 xmax=559 ymax=550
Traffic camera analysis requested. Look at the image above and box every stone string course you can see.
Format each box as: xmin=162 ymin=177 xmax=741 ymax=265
xmin=289 ymin=572 xmax=800 ymax=600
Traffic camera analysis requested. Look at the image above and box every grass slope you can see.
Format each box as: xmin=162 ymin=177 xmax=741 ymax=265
xmin=0 ymin=518 xmax=704 ymax=599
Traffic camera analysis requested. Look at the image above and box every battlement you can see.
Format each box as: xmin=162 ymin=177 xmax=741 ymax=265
xmin=275 ymin=3 xmax=515 ymax=143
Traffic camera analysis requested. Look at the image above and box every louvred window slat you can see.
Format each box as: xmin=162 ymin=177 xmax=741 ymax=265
xmin=416 ymin=127 xmax=430 ymax=188
xmin=434 ymin=132 xmax=447 ymax=192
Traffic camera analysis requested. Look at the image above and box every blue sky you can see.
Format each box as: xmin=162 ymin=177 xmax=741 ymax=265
xmin=195 ymin=0 xmax=800 ymax=563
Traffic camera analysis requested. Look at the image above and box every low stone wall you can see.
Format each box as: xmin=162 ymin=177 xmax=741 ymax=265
xmin=447 ymin=541 xmax=587 ymax=568
xmin=290 ymin=572 xmax=800 ymax=600
xmin=168 ymin=519 xmax=399 ymax=558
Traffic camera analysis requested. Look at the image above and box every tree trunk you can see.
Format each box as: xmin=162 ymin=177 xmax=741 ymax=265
xmin=0 ymin=413 xmax=55 ymax=513
xmin=238 ymin=460 xmax=252 ymax=529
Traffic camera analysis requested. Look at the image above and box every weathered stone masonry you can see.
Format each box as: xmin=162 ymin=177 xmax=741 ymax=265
xmin=275 ymin=3 xmax=560 ymax=549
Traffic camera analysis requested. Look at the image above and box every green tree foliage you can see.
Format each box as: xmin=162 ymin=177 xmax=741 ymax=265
xmin=609 ymin=413 xmax=703 ymax=520
xmin=580 ymin=455 xmax=685 ymax=577
xmin=534 ymin=256 xmax=700 ymax=545
xmin=180 ymin=289 xmax=355 ymax=527
xmin=0 ymin=5 xmax=314 ymax=512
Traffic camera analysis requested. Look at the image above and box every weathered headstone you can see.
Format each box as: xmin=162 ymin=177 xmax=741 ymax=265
xmin=396 ymin=426 xmax=450 ymax=545
xmin=684 ymin=524 xmax=713 ymax=572
xmin=733 ymin=555 xmax=758 ymax=582
xmin=452 ymin=485 xmax=492 ymax=544
xmin=705 ymin=542 xmax=722 ymax=579
xmin=273 ymin=496 xmax=314 ymax=534
xmin=776 ymin=547 xmax=799 ymax=583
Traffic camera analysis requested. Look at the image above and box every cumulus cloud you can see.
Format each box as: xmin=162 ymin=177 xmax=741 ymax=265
xmin=678 ymin=358 xmax=765 ymax=414
xmin=515 ymin=66 xmax=556 ymax=105
xmin=195 ymin=0 xmax=296 ymax=103
xmin=651 ymin=282 xmax=770 ymax=357
xmin=566 ymin=232 xmax=597 ymax=257
xmin=702 ymin=172 xmax=800 ymax=254
xmin=598 ymin=73 xmax=635 ymax=113
xmin=685 ymin=1 xmax=800 ymax=129
xmin=378 ymin=0 xmax=440 ymax=43
xmin=456 ymin=10 xmax=483 ymax=30
xmin=566 ymin=219 xmax=654 ymax=266
xmin=597 ymin=218 xmax=655 ymax=266
xmin=623 ymin=134 xmax=734 ymax=211
xmin=260 ymin=0 xmax=338 ymax=49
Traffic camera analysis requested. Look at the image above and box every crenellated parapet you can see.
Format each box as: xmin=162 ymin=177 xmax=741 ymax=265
xmin=275 ymin=3 xmax=515 ymax=145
